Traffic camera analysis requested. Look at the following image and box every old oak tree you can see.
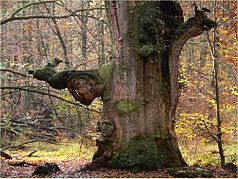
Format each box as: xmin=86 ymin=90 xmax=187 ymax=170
xmin=29 ymin=1 xmax=216 ymax=171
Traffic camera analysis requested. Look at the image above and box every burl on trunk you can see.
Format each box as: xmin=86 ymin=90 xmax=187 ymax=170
xmin=30 ymin=1 xmax=216 ymax=171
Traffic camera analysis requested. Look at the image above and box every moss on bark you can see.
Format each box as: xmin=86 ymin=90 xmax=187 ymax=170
xmin=97 ymin=62 xmax=113 ymax=86
xmin=30 ymin=60 xmax=112 ymax=105
xmin=111 ymin=136 xmax=166 ymax=172
xmin=130 ymin=2 xmax=164 ymax=59
xmin=116 ymin=99 xmax=141 ymax=116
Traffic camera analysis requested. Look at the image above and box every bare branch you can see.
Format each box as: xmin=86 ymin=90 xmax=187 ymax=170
xmin=201 ymin=118 xmax=219 ymax=142
xmin=11 ymin=0 xmax=57 ymax=17
xmin=0 ymin=86 xmax=100 ymax=113
xmin=0 ymin=69 xmax=30 ymax=78
xmin=1 ymin=7 xmax=105 ymax=25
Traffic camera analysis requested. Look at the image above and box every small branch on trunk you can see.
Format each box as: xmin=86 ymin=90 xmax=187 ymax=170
xmin=29 ymin=58 xmax=105 ymax=106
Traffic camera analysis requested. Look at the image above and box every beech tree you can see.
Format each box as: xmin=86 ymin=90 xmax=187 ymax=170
xmin=30 ymin=1 xmax=216 ymax=171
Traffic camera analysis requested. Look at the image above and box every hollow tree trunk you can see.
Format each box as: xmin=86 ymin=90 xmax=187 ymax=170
xmin=94 ymin=1 xmax=216 ymax=171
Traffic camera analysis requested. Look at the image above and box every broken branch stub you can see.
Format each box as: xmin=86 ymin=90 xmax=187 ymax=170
xmin=29 ymin=58 xmax=104 ymax=106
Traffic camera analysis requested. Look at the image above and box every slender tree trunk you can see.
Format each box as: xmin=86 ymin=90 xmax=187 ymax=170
xmin=206 ymin=1 xmax=225 ymax=167
xmin=213 ymin=30 xmax=225 ymax=168
xmin=81 ymin=1 xmax=90 ymax=70
xmin=45 ymin=3 xmax=70 ymax=69
xmin=97 ymin=10 xmax=105 ymax=66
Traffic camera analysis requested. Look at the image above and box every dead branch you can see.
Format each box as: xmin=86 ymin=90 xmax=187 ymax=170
xmin=0 ymin=69 xmax=30 ymax=78
xmin=0 ymin=86 xmax=100 ymax=113
xmin=27 ymin=150 xmax=37 ymax=157
xmin=1 ymin=7 xmax=105 ymax=25
xmin=8 ymin=160 xmax=38 ymax=166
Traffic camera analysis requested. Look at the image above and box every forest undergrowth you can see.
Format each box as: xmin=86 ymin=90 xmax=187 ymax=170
xmin=0 ymin=138 xmax=237 ymax=178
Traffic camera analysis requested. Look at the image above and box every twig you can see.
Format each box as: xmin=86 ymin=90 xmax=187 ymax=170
xmin=1 ymin=7 xmax=105 ymax=25
xmin=0 ymin=69 xmax=30 ymax=78
xmin=200 ymin=118 xmax=218 ymax=142
xmin=0 ymin=86 xmax=100 ymax=113
xmin=8 ymin=160 xmax=38 ymax=166
xmin=27 ymin=150 xmax=37 ymax=157
xmin=11 ymin=1 xmax=57 ymax=17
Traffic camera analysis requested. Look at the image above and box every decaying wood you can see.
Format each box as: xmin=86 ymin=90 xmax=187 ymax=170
xmin=29 ymin=58 xmax=104 ymax=106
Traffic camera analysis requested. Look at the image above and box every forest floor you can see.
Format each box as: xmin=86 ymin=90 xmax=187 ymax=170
xmin=1 ymin=158 xmax=237 ymax=178
xmin=1 ymin=140 xmax=237 ymax=178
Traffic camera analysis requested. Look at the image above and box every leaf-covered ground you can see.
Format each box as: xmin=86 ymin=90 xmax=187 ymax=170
xmin=1 ymin=158 xmax=237 ymax=178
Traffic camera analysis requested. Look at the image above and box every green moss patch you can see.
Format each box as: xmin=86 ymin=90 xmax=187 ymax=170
xmin=116 ymin=99 xmax=141 ymax=115
xmin=33 ymin=65 xmax=56 ymax=82
xmin=139 ymin=44 xmax=155 ymax=58
xmin=97 ymin=62 xmax=113 ymax=86
xmin=131 ymin=2 xmax=164 ymax=59
xmin=111 ymin=137 xmax=164 ymax=172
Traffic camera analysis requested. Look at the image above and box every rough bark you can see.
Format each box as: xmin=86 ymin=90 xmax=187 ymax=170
xmin=93 ymin=1 xmax=216 ymax=171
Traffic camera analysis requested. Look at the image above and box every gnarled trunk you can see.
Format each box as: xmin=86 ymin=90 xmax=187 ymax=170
xmin=30 ymin=1 xmax=216 ymax=171
xmin=94 ymin=1 xmax=216 ymax=171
